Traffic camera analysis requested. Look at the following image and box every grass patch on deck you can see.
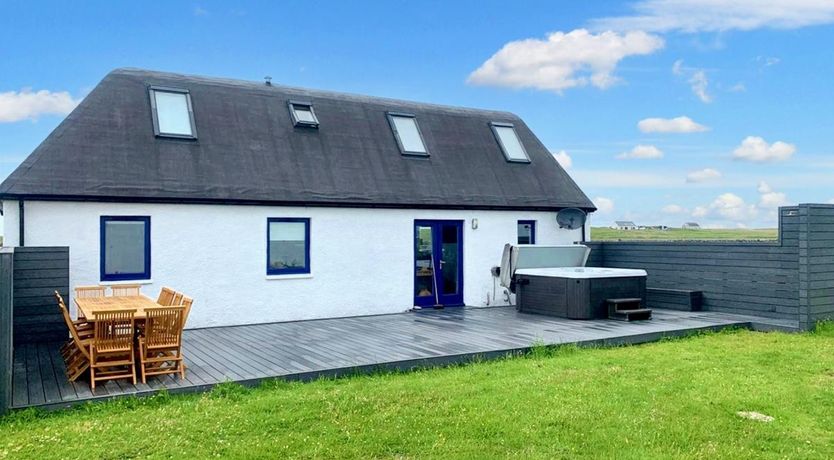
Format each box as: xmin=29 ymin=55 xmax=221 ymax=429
xmin=591 ymin=227 xmax=778 ymax=241
xmin=2 ymin=328 xmax=833 ymax=459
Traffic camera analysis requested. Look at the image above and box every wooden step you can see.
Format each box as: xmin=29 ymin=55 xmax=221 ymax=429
xmin=609 ymin=308 xmax=653 ymax=322
xmin=606 ymin=297 xmax=643 ymax=315
xmin=606 ymin=298 xmax=643 ymax=305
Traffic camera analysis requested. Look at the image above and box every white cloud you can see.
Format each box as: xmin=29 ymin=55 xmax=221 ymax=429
xmin=638 ymin=116 xmax=709 ymax=133
xmin=759 ymin=192 xmax=788 ymax=208
xmin=672 ymin=59 xmax=684 ymax=76
xmin=704 ymin=193 xmax=759 ymax=221
xmin=688 ymin=70 xmax=712 ymax=103
xmin=757 ymin=56 xmax=781 ymax=67
xmin=671 ymin=60 xmax=712 ymax=103
xmin=686 ymin=168 xmax=722 ymax=183
xmin=617 ymin=144 xmax=664 ymax=160
xmin=756 ymin=181 xmax=773 ymax=194
xmin=662 ymin=204 xmax=686 ymax=214
xmin=552 ymin=150 xmax=572 ymax=169
xmin=591 ymin=0 xmax=834 ymax=33
xmin=729 ymin=82 xmax=747 ymax=92
xmin=0 ymin=88 xmax=80 ymax=123
xmin=828 ymin=198 xmax=834 ymax=204
xmin=692 ymin=206 xmax=708 ymax=218
xmin=467 ymin=29 xmax=664 ymax=93
xmin=690 ymin=193 xmax=756 ymax=221
xmin=594 ymin=197 xmax=615 ymax=214
xmin=733 ymin=136 xmax=796 ymax=162
xmin=689 ymin=182 xmax=793 ymax=226
xmin=757 ymin=181 xmax=789 ymax=208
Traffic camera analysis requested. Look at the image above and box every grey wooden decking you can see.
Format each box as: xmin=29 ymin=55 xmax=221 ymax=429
xmin=11 ymin=307 xmax=797 ymax=410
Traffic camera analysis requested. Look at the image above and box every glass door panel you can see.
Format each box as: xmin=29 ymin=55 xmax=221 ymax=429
xmin=415 ymin=225 xmax=434 ymax=300
xmin=440 ymin=224 xmax=460 ymax=295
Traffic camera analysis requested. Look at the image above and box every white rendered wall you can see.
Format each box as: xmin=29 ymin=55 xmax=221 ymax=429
xmin=1 ymin=200 xmax=20 ymax=247
xmin=18 ymin=201 xmax=582 ymax=328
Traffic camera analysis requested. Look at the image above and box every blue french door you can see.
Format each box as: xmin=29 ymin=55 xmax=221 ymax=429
xmin=414 ymin=220 xmax=464 ymax=307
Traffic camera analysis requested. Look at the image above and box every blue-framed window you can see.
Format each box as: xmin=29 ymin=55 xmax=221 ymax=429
xmin=100 ymin=216 xmax=151 ymax=281
xmin=518 ymin=220 xmax=536 ymax=245
xmin=267 ymin=218 xmax=311 ymax=275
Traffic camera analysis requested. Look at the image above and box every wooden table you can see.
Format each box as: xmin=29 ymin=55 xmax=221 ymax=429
xmin=75 ymin=295 xmax=161 ymax=320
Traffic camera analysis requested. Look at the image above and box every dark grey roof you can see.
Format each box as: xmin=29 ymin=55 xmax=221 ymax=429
xmin=0 ymin=68 xmax=594 ymax=211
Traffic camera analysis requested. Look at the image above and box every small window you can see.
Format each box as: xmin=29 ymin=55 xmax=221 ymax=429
xmin=518 ymin=220 xmax=536 ymax=245
xmin=491 ymin=122 xmax=530 ymax=163
xmin=100 ymin=216 xmax=151 ymax=281
xmin=387 ymin=113 xmax=428 ymax=156
xmin=267 ymin=218 xmax=310 ymax=275
xmin=149 ymin=86 xmax=197 ymax=138
xmin=288 ymin=101 xmax=319 ymax=128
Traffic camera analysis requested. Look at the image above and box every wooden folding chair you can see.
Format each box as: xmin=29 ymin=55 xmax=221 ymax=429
xmin=75 ymin=286 xmax=106 ymax=298
xmin=138 ymin=306 xmax=186 ymax=383
xmin=56 ymin=291 xmax=92 ymax=359
xmin=56 ymin=291 xmax=91 ymax=329
xmin=111 ymin=284 xmax=141 ymax=297
xmin=156 ymin=287 xmax=177 ymax=306
xmin=59 ymin=311 xmax=92 ymax=362
xmin=55 ymin=292 xmax=93 ymax=381
xmin=180 ymin=296 xmax=193 ymax=329
xmin=90 ymin=309 xmax=137 ymax=390
xmin=178 ymin=296 xmax=194 ymax=373
xmin=73 ymin=286 xmax=105 ymax=321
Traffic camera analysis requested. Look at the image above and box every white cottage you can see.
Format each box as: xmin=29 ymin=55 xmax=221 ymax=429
xmin=0 ymin=69 xmax=595 ymax=328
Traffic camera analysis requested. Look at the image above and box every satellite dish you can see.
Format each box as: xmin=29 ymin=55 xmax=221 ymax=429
xmin=557 ymin=208 xmax=587 ymax=230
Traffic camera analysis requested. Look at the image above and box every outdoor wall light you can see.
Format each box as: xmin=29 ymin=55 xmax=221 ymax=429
xmin=472 ymin=218 xmax=479 ymax=229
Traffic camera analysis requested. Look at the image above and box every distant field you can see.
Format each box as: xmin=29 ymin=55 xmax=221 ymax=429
xmin=591 ymin=227 xmax=779 ymax=241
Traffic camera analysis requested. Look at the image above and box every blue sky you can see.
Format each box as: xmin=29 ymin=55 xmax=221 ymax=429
xmin=1 ymin=0 xmax=833 ymax=233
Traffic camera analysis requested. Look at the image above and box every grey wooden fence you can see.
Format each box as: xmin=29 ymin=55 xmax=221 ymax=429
xmin=799 ymin=204 xmax=834 ymax=330
xmin=12 ymin=247 xmax=69 ymax=344
xmin=0 ymin=248 xmax=13 ymax=415
xmin=588 ymin=205 xmax=834 ymax=329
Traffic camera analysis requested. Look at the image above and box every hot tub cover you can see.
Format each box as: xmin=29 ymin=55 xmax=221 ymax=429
xmin=515 ymin=267 xmax=648 ymax=279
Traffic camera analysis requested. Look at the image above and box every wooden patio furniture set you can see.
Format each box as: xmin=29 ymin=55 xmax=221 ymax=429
xmin=56 ymin=285 xmax=193 ymax=390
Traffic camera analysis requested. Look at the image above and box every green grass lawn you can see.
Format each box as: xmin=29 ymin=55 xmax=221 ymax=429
xmin=592 ymin=227 xmax=779 ymax=241
xmin=2 ymin=327 xmax=833 ymax=459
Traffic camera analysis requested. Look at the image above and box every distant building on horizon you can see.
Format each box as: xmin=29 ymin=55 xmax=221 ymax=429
xmin=613 ymin=220 xmax=638 ymax=230
xmin=682 ymin=222 xmax=701 ymax=229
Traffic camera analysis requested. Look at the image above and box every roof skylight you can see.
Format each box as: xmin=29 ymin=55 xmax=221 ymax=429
xmin=149 ymin=86 xmax=197 ymax=139
xmin=289 ymin=101 xmax=319 ymax=128
xmin=387 ymin=113 xmax=428 ymax=156
xmin=490 ymin=122 xmax=529 ymax=163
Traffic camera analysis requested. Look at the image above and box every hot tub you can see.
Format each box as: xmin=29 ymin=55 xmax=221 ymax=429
xmin=514 ymin=266 xmax=647 ymax=320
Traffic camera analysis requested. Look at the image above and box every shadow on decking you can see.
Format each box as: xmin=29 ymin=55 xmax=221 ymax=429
xmin=11 ymin=306 xmax=797 ymax=411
